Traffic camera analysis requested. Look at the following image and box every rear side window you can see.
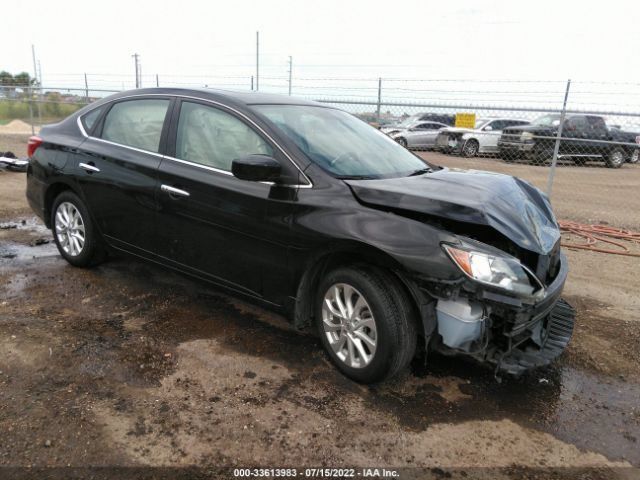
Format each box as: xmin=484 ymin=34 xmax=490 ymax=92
xmin=175 ymin=101 xmax=273 ymax=171
xmin=81 ymin=106 xmax=104 ymax=133
xmin=101 ymin=99 xmax=170 ymax=153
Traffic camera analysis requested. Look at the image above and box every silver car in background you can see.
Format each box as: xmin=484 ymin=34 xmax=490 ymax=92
xmin=388 ymin=121 xmax=449 ymax=149
xmin=435 ymin=118 xmax=530 ymax=157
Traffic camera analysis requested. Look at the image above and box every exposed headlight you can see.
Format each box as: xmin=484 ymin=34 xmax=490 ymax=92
xmin=443 ymin=245 xmax=540 ymax=296
xmin=521 ymin=132 xmax=534 ymax=141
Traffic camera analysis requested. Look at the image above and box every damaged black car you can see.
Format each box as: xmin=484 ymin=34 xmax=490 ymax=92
xmin=25 ymin=88 xmax=574 ymax=383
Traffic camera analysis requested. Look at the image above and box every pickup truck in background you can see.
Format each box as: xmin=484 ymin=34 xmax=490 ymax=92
xmin=498 ymin=114 xmax=640 ymax=168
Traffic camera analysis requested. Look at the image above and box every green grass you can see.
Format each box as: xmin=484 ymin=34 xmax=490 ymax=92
xmin=0 ymin=99 xmax=83 ymax=124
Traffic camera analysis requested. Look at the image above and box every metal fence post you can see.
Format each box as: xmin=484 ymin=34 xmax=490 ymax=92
xmin=546 ymin=79 xmax=571 ymax=197
xmin=376 ymin=78 xmax=382 ymax=123
xmin=28 ymin=86 xmax=34 ymax=135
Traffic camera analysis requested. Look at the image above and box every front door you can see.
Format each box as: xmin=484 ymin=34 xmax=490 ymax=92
xmin=155 ymin=99 xmax=299 ymax=300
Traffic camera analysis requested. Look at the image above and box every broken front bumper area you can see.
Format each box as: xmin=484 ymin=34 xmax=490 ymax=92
xmin=491 ymin=298 xmax=575 ymax=376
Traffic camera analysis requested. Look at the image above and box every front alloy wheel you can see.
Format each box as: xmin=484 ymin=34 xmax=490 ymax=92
xmin=316 ymin=266 xmax=417 ymax=383
xmin=54 ymin=202 xmax=86 ymax=257
xmin=462 ymin=139 xmax=479 ymax=157
xmin=322 ymin=283 xmax=377 ymax=368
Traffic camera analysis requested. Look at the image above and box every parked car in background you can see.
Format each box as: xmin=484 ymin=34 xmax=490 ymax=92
xmin=381 ymin=113 xmax=455 ymax=136
xmin=435 ymin=118 xmax=530 ymax=157
xmin=498 ymin=114 xmax=640 ymax=168
xmin=26 ymin=88 xmax=574 ymax=383
xmin=388 ymin=121 xmax=449 ymax=149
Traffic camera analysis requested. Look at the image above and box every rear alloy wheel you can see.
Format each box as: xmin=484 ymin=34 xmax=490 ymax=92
xmin=396 ymin=137 xmax=408 ymax=148
xmin=316 ymin=266 xmax=417 ymax=383
xmin=51 ymin=191 xmax=105 ymax=267
xmin=462 ymin=139 xmax=479 ymax=157
xmin=605 ymin=147 xmax=625 ymax=168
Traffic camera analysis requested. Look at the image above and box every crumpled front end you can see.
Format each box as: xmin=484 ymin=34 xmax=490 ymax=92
xmin=435 ymin=131 xmax=467 ymax=153
xmin=417 ymin=240 xmax=574 ymax=377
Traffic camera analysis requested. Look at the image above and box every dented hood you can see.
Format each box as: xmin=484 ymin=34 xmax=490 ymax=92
xmin=345 ymin=168 xmax=560 ymax=255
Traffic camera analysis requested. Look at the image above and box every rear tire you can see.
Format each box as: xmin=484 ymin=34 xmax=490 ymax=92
xmin=629 ymin=150 xmax=639 ymax=164
xmin=396 ymin=137 xmax=408 ymax=148
xmin=605 ymin=147 xmax=625 ymax=168
xmin=315 ymin=266 xmax=417 ymax=384
xmin=51 ymin=191 xmax=106 ymax=268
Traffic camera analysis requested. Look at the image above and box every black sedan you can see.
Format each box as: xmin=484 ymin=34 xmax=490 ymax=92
xmin=26 ymin=88 xmax=574 ymax=383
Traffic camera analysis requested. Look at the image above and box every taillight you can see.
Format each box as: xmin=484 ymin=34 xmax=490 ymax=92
xmin=635 ymin=135 xmax=640 ymax=145
xmin=27 ymin=136 xmax=43 ymax=158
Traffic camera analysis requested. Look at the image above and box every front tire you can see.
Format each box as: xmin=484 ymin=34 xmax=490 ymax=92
xmin=396 ymin=137 xmax=408 ymax=148
xmin=315 ymin=266 xmax=417 ymax=383
xmin=462 ymin=139 xmax=479 ymax=157
xmin=51 ymin=191 xmax=105 ymax=267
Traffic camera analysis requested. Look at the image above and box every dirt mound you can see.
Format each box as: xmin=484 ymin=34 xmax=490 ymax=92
xmin=0 ymin=120 xmax=38 ymax=135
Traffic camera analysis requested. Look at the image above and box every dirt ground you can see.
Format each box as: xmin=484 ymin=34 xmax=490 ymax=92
xmin=1 ymin=153 xmax=640 ymax=478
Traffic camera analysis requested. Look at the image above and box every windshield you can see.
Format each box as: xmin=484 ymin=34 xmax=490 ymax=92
xmin=254 ymin=105 xmax=432 ymax=179
xmin=533 ymin=114 xmax=561 ymax=127
xmin=474 ymin=118 xmax=489 ymax=129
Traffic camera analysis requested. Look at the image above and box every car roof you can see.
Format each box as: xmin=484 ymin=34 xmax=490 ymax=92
xmin=101 ymin=87 xmax=325 ymax=108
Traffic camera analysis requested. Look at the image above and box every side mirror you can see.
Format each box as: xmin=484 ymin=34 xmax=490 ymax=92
xmin=232 ymin=154 xmax=281 ymax=182
xmin=483 ymin=126 xmax=493 ymax=131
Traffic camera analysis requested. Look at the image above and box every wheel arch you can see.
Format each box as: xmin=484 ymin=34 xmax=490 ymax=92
xmin=292 ymin=241 xmax=435 ymax=343
xmin=43 ymin=180 xmax=80 ymax=228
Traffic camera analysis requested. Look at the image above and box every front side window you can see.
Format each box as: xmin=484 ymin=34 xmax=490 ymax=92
xmin=101 ymin=99 xmax=170 ymax=152
xmin=254 ymin=105 xmax=431 ymax=179
xmin=176 ymin=102 xmax=273 ymax=171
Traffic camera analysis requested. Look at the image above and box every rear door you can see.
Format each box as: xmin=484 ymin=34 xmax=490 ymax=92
xmin=155 ymin=99 xmax=301 ymax=300
xmin=408 ymin=122 xmax=443 ymax=147
xmin=73 ymin=97 xmax=173 ymax=256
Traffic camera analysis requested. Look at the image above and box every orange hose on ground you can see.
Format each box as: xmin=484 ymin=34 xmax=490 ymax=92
xmin=558 ymin=220 xmax=640 ymax=257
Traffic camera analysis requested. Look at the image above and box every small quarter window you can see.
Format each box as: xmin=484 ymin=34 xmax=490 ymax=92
xmin=101 ymin=99 xmax=170 ymax=153
xmin=81 ymin=106 xmax=104 ymax=133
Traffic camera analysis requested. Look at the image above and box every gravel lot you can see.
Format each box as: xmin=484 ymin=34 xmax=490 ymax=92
xmin=1 ymin=139 xmax=640 ymax=478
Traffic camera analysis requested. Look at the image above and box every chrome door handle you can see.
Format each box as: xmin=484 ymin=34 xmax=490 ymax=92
xmin=79 ymin=162 xmax=100 ymax=173
xmin=161 ymin=184 xmax=190 ymax=197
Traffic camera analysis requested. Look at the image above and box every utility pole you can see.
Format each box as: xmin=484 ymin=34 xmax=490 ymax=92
xmin=132 ymin=53 xmax=140 ymax=88
xmin=251 ymin=76 xmax=254 ymax=91
xmin=37 ymin=61 xmax=43 ymax=88
xmin=156 ymin=74 xmax=159 ymax=87
xmin=255 ymin=31 xmax=260 ymax=91
xmin=31 ymin=44 xmax=38 ymax=85
xmin=84 ymin=73 xmax=89 ymax=103
xmin=288 ymin=56 xmax=293 ymax=96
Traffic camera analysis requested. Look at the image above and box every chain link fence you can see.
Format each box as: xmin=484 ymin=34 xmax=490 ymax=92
xmin=2 ymin=79 xmax=640 ymax=232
